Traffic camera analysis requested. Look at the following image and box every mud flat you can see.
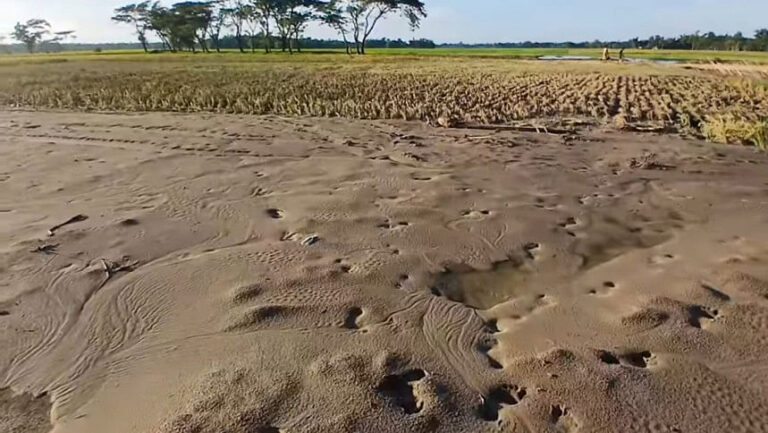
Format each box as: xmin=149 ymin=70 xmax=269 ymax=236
xmin=1 ymin=111 xmax=768 ymax=433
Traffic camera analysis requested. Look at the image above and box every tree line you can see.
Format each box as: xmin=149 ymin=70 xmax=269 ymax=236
xmin=111 ymin=0 xmax=426 ymax=55
xmin=0 ymin=37 xmax=435 ymax=54
xmin=443 ymin=30 xmax=768 ymax=52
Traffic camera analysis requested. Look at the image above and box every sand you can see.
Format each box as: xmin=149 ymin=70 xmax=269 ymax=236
xmin=1 ymin=110 xmax=768 ymax=433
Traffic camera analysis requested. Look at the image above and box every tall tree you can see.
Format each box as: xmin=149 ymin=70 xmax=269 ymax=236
xmin=12 ymin=19 xmax=51 ymax=53
xmin=241 ymin=3 xmax=261 ymax=52
xmin=251 ymin=0 xmax=277 ymax=53
xmin=287 ymin=0 xmax=323 ymax=53
xmin=12 ymin=19 xmax=74 ymax=53
xmin=207 ymin=0 xmax=228 ymax=52
xmin=148 ymin=3 xmax=177 ymax=51
xmin=755 ymin=29 xmax=768 ymax=51
xmin=324 ymin=0 xmax=425 ymax=54
xmin=223 ymin=1 xmax=248 ymax=53
xmin=173 ymin=2 xmax=215 ymax=52
xmin=730 ymin=32 xmax=746 ymax=51
xmin=274 ymin=0 xmax=294 ymax=52
xmin=112 ymin=2 xmax=153 ymax=53
xmin=320 ymin=1 xmax=352 ymax=54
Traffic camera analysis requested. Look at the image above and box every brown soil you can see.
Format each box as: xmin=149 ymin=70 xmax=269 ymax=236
xmin=1 ymin=111 xmax=768 ymax=433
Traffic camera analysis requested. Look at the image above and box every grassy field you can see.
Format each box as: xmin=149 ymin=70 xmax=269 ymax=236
xmin=372 ymin=48 xmax=768 ymax=64
xmin=1 ymin=50 xmax=767 ymax=148
xmin=3 ymin=47 xmax=768 ymax=65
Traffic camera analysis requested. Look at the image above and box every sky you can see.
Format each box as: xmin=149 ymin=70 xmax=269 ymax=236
xmin=2 ymin=0 xmax=768 ymax=44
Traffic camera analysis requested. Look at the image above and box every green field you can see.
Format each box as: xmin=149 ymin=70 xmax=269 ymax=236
xmin=372 ymin=48 xmax=768 ymax=64
xmin=3 ymin=47 xmax=768 ymax=65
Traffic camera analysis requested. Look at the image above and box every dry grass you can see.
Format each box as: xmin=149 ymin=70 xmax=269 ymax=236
xmin=1 ymin=55 xmax=767 ymax=147
xmin=702 ymin=115 xmax=768 ymax=150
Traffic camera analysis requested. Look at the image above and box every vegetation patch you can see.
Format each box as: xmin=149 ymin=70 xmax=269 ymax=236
xmin=702 ymin=115 xmax=768 ymax=150
xmin=2 ymin=56 xmax=767 ymax=148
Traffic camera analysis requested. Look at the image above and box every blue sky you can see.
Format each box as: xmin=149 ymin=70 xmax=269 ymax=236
xmin=2 ymin=0 xmax=768 ymax=44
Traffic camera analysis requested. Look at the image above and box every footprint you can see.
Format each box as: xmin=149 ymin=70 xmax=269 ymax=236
xmin=618 ymin=350 xmax=653 ymax=368
xmin=478 ymin=339 xmax=503 ymax=369
xmin=225 ymin=305 xmax=299 ymax=332
xmin=343 ymin=307 xmax=363 ymax=329
xmin=687 ymin=305 xmax=717 ymax=329
xmin=301 ymin=235 xmax=319 ymax=246
xmin=650 ymin=253 xmax=676 ymax=264
xmin=377 ymin=369 xmax=427 ymax=414
xmin=550 ymin=405 xmax=566 ymax=423
xmin=595 ymin=350 xmax=620 ymax=365
xmin=590 ymin=281 xmax=616 ymax=295
xmin=701 ymin=284 xmax=731 ymax=302
xmin=484 ymin=319 xmax=500 ymax=334
xmin=478 ymin=385 xmax=526 ymax=422
xmin=266 ymin=208 xmax=284 ymax=219
xmin=378 ymin=220 xmax=410 ymax=230
xmin=119 ymin=218 xmax=140 ymax=227
xmin=231 ymin=284 xmax=262 ymax=304
xmin=461 ymin=210 xmax=491 ymax=219
xmin=621 ymin=308 xmax=670 ymax=331
xmin=550 ymin=405 xmax=579 ymax=431
xmin=523 ymin=243 xmax=541 ymax=260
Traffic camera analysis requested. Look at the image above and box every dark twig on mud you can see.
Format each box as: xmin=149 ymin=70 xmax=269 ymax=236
xmin=48 ymin=214 xmax=88 ymax=236
xmin=31 ymin=243 xmax=59 ymax=255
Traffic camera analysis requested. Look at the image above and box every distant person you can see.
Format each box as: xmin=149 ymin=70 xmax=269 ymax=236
xmin=619 ymin=48 xmax=626 ymax=62
xmin=602 ymin=47 xmax=611 ymax=61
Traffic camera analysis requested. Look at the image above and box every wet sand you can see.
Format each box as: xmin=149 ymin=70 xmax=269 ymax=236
xmin=1 ymin=111 xmax=768 ymax=433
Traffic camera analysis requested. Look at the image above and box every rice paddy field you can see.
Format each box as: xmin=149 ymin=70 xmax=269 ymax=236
xmin=1 ymin=49 xmax=768 ymax=148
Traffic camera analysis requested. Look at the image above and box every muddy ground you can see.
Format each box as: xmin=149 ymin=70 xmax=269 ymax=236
xmin=1 ymin=111 xmax=768 ymax=433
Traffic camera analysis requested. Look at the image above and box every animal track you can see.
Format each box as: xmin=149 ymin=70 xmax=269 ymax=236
xmin=266 ymin=208 xmax=284 ymax=219
xmin=478 ymin=385 xmax=526 ymax=422
xmin=377 ymin=369 xmax=427 ymax=415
